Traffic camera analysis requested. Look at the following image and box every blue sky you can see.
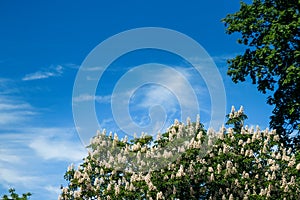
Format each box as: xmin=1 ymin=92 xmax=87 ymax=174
xmin=0 ymin=1 xmax=273 ymax=199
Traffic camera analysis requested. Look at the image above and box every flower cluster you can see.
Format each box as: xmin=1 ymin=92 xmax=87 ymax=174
xmin=59 ymin=107 xmax=300 ymax=200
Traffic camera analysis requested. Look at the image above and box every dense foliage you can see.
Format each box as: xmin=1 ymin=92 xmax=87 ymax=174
xmin=222 ymin=0 xmax=300 ymax=146
xmin=59 ymin=107 xmax=300 ymax=199
xmin=1 ymin=188 xmax=31 ymax=200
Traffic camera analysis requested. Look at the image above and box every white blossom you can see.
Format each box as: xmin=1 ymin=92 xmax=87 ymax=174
xmin=176 ymin=165 xmax=185 ymax=177
xmin=296 ymin=163 xmax=300 ymax=170
xmin=156 ymin=191 xmax=163 ymax=200
xmin=208 ymin=167 xmax=214 ymax=173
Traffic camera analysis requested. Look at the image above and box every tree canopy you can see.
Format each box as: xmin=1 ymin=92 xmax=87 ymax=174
xmin=1 ymin=188 xmax=31 ymax=200
xmin=222 ymin=0 xmax=300 ymax=147
xmin=59 ymin=107 xmax=300 ymax=200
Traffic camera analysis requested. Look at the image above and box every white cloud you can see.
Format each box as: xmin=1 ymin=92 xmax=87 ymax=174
xmin=189 ymin=53 xmax=241 ymax=66
xmin=0 ymin=127 xmax=87 ymax=199
xmin=0 ymin=96 xmax=36 ymax=126
xmin=29 ymin=135 xmax=86 ymax=161
xmin=109 ymin=66 xmax=205 ymax=136
xmin=211 ymin=53 xmax=241 ymax=64
xmin=0 ymin=79 xmax=20 ymax=95
xmin=0 ymin=103 xmax=31 ymax=110
xmin=132 ymin=85 xmax=178 ymax=115
xmin=135 ymin=67 xmax=201 ymax=118
xmin=0 ymin=74 xmax=87 ymax=199
xmin=82 ymin=66 xmax=104 ymax=71
xmin=44 ymin=185 xmax=61 ymax=196
xmin=100 ymin=118 xmax=114 ymax=129
xmin=23 ymin=127 xmax=87 ymax=161
xmin=0 ymin=167 xmax=39 ymax=188
xmin=0 ymin=149 xmax=22 ymax=164
xmin=22 ymin=65 xmax=63 ymax=81
xmin=0 ymin=78 xmax=54 ymax=128
xmin=0 ymin=132 xmax=39 ymax=188
xmin=0 ymin=78 xmax=10 ymax=84
xmin=0 ymin=111 xmax=35 ymax=125
xmin=64 ymin=63 xmax=80 ymax=69
xmin=73 ymin=94 xmax=111 ymax=104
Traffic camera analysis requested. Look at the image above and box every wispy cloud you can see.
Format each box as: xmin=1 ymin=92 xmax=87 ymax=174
xmin=22 ymin=65 xmax=63 ymax=81
xmin=0 ymin=79 xmax=20 ymax=95
xmin=0 ymin=149 xmax=22 ymax=164
xmin=44 ymin=185 xmax=61 ymax=196
xmin=81 ymin=66 xmax=104 ymax=71
xmin=0 ymin=103 xmax=31 ymax=110
xmin=188 ymin=53 xmax=241 ymax=67
xmin=147 ymin=67 xmax=201 ymax=117
xmin=0 ymin=78 xmax=10 ymax=84
xmin=0 ymin=96 xmax=36 ymax=126
xmin=64 ymin=63 xmax=80 ymax=69
xmin=100 ymin=118 xmax=114 ymax=129
xmin=0 ymin=131 xmax=41 ymax=189
xmin=29 ymin=128 xmax=86 ymax=161
xmin=0 ymin=167 xmax=39 ymax=188
xmin=211 ymin=53 xmax=238 ymax=64
xmin=108 ymin=65 xmax=204 ymax=136
xmin=0 ymin=75 xmax=90 ymax=199
xmin=0 ymin=111 xmax=35 ymax=126
xmin=73 ymin=94 xmax=111 ymax=104
xmin=0 ymin=127 xmax=87 ymax=199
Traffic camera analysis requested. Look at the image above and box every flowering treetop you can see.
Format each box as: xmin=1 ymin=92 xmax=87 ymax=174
xmin=59 ymin=106 xmax=300 ymax=200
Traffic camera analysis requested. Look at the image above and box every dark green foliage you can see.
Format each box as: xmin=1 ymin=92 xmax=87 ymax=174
xmin=1 ymin=188 xmax=31 ymax=200
xmin=222 ymin=0 xmax=300 ymax=147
